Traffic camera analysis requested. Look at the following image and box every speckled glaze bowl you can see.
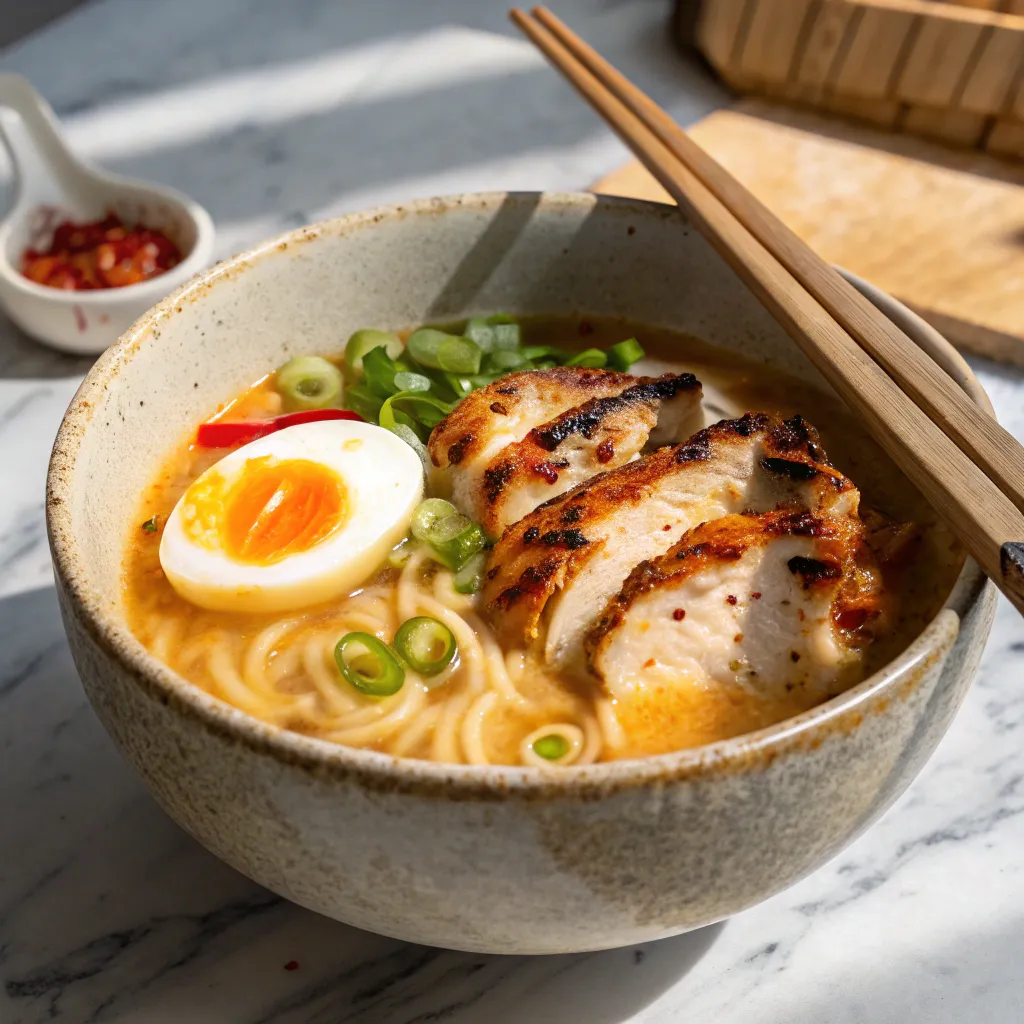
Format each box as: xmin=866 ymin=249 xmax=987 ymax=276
xmin=47 ymin=192 xmax=995 ymax=955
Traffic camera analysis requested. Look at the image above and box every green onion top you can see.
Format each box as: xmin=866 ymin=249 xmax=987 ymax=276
xmin=606 ymin=337 xmax=645 ymax=372
xmin=394 ymin=617 xmax=457 ymax=676
xmin=345 ymin=329 xmax=403 ymax=377
xmin=533 ymin=733 xmax=570 ymax=761
xmin=334 ymin=632 xmax=405 ymax=697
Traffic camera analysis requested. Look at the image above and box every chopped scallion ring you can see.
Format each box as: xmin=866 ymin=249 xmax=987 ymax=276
xmin=334 ymin=632 xmax=405 ymax=697
xmin=606 ymin=337 xmax=645 ymax=371
xmin=566 ymin=348 xmax=607 ymax=369
xmin=394 ymin=617 xmax=457 ymax=676
xmin=452 ymin=551 xmax=487 ymax=594
xmin=411 ymin=499 xmax=459 ymax=542
xmin=521 ymin=723 xmax=585 ymax=767
xmin=276 ymin=356 xmax=344 ymax=411
xmin=344 ymin=329 xmax=403 ymax=377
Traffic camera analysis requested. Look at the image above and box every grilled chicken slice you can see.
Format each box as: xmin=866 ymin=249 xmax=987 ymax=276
xmin=428 ymin=367 xmax=640 ymax=516
xmin=482 ymin=413 xmax=858 ymax=671
xmin=585 ymin=510 xmax=882 ymax=726
xmin=475 ymin=373 xmax=703 ymax=536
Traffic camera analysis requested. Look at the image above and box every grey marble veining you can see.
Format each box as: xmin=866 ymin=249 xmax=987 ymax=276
xmin=1 ymin=1 xmax=1023 ymax=1021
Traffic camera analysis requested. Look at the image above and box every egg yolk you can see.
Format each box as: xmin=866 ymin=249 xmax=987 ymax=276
xmin=184 ymin=456 xmax=348 ymax=564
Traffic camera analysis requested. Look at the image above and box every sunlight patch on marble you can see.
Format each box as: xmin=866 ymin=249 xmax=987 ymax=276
xmin=61 ymin=27 xmax=543 ymax=164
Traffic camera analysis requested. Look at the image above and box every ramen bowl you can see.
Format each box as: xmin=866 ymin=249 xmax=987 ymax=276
xmin=47 ymin=192 xmax=995 ymax=954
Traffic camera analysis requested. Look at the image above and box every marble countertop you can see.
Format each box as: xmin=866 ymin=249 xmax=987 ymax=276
xmin=2 ymin=1 xmax=1023 ymax=1021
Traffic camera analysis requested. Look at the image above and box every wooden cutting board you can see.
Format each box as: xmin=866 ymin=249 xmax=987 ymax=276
xmin=592 ymin=99 xmax=1024 ymax=367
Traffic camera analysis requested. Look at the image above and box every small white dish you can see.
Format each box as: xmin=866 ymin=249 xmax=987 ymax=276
xmin=0 ymin=74 xmax=215 ymax=355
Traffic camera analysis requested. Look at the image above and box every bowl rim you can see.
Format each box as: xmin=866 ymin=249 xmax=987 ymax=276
xmin=46 ymin=190 xmax=991 ymax=798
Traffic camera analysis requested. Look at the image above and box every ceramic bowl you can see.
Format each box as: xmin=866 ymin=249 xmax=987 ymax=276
xmin=47 ymin=192 xmax=995 ymax=954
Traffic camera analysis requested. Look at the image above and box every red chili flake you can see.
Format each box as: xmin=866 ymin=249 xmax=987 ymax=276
xmin=662 ymin=524 xmax=672 ymax=531
xmin=578 ymin=320 xmax=594 ymax=337
xmin=596 ymin=438 xmax=615 ymax=463
xmin=642 ymin=658 xmax=656 ymax=669
xmin=672 ymin=608 xmax=686 ymax=621
xmin=21 ymin=212 xmax=181 ymax=291
xmin=734 ymin=633 xmax=743 ymax=643
xmin=751 ymin=591 xmax=762 ymax=600
xmin=284 ymin=960 xmax=299 ymax=971
xmin=726 ymin=595 xmax=738 ymax=605
xmin=531 ymin=461 xmax=564 ymax=484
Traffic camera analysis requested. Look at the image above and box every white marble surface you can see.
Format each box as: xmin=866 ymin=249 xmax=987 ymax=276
xmin=1 ymin=1 xmax=1023 ymax=1021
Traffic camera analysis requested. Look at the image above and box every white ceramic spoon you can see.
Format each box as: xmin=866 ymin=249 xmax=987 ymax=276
xmin=0 ymin=74 xmax=215 ymax=355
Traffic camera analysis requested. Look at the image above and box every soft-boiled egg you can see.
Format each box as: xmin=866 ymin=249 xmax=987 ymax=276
xmin=159 ymin=420 xmax=423 ymax=613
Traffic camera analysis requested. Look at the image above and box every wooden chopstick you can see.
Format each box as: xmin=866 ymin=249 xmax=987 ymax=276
xmin=510 ymin=7 xmax=1024 ymax=615
xmin=530 ymin=4 xmax=1024 ymax=519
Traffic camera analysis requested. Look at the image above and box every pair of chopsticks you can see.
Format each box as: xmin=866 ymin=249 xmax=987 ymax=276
xmin=511 ymin=6 xmax=1024 ymax=617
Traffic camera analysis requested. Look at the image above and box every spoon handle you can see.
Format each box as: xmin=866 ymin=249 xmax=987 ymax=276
xmin=0 ymin=73 xmax=94 ymax=212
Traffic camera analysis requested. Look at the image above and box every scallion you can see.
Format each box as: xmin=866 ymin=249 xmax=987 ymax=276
xmin=486 ymin=349 xmax=528 ymax=372
xmin=394 ymin=617 xmax=457 ymax=676
xmin=452 ymin=551 xmax=487 ymax=594
xmin=393 ymin=370 xmax=432 ymax=393
xmin=406 ymin=328 xmax=457 ymax=370
xmin=607 ymin=337 xmax=645 ymax=371
xmin=276 ymin=356 xmax=344 ymax=411
xmin=437 ymin=335 xmax=482 ymax=374
xmin=411 ymin=499 xmax=459 ymax=542
xmin=410 ymin=499 xmax=487 ymax=571
xmin=533 ymin=733 xmax=570 ymax=760
xmin=566 ymin=348 xmax=608 ymax=369
xmin=334 ymin=632 xmax=405 ymax=697
xmin=345 ymin=329 xmax=403 ymax=377
xmin=428 ymin=513 xmax=486 ymax=571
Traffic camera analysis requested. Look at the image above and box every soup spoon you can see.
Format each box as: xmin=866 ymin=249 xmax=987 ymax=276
xmin=0 ymin=73 xmax=215 ymax=355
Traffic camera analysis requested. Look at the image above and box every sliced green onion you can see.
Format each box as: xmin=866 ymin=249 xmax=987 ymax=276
xmin=276 ymin=356 xmax=344 ymax=411
xmin=437 ymin=335 xmax=482 ymax=374
xmin=379 ymin=390 xmax=453 ymax=433
xmin=452 ymin=551 xmax=487 ymax=594
xmin=363 ymin=345 xmax=406 ymax=398
xmin=393 ymin=370 xmax=432 ymax=392
xmin=566 ymin=348 xmax=608 ymax=369
xmin=521 ymin=345 xmax=568 ymax=362
xmin=533 ymin=733 xmax=570 ymax=760
xmin=607 ymin=337 xmax=645 ymax=372
xmin=344 ymin=384 xmax=384 ymax=421
xmin=429 ymin=513 xmax=487 ymax=571
xmin=334 ymin=632 xmax=405 ymax=696
xmin=464 ymin=317 xmax=496 ymax=351
xmin=394 ymin=617 xmax=457 ymax=676
xmin=492 ymin=322 xmax=521 ymax=350
xmin=442 ymin=372 xmax=475 ymax=399
xmin=388 ymin=538 xmax=415 ymax=569
xmin=411 ymin=499 xmax=459 ymax=542
xmin=406 ymin=328 xmax=456 ymax=369
xmin=486 ymin=349 xmax=528 ymax=372
xmin=345 ymin=329 xmax=403 ymax=377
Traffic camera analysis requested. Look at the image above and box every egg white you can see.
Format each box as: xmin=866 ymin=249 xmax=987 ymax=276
xmin=159 ymin=419 xmax=424 ymax=613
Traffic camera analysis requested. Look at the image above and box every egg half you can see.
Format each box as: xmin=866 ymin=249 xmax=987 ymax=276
xmin=159 ymin=420 xmax=423 ymax=613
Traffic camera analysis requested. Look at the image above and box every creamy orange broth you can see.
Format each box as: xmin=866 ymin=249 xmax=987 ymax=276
xmin=122 ymin=317 xmax=962 ymax=764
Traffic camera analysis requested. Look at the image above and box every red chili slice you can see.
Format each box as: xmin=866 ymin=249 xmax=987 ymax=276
xmin=195 ymin=408 xmax=364 ymax=448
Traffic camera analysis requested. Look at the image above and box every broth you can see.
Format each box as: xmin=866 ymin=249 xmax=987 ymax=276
xmin=123 ymin=316 xmax=962 ymax=765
